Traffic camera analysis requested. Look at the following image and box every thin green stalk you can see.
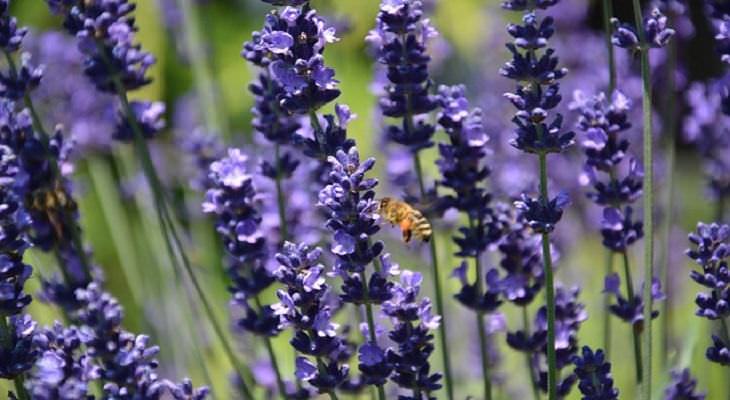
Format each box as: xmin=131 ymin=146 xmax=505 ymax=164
xmin=470 ymin=217 xmax=492 ymax=400
xmin=274 ymin=144 xmax=289 ymax=242
xmin=603 ymin=251 xmax=614 ymax=359
xmin=537 ymin=152 xmax=557 ymax=400
xmin=601 ymin=0 xmax=616 ymax=92
xmin=522 ymin=307 xmax=541 ymax=400
xmin=717 ymin=196 xmax=727 ymax=222
xmin=621 ymin=250 xmax=643 ymax=382
xmin=660 ymin=24 xmax=678 ymax=369
xmin=631 ymin=1 xmax=655 ymax=398
xmin=0 ymin=316 xmax=30 ymax=400
xmin=413 ymin=152 xmax=454 ymax=400
xmin=112 ymin=85 xmax=253 ymax=398
xmin=253 ymin=296 xmax=287 ymax=399
xmin=175 ymin=0 xmax=229 ymax=138
xmin=362 ymin=240 xmax=387 ymax=400
xmin=315 ymin=357 xmax=340 ymax=400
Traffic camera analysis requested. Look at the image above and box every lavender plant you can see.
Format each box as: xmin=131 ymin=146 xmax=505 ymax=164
xmin=367 ymin=2 xmax=453 ymax=397
xmin=437 ymin=84 xmax=504 ymax=399
xmin=500 ymin=1 xmax=574 ymax=398
xmin=611 ymin=6 xmax=674 ymax=397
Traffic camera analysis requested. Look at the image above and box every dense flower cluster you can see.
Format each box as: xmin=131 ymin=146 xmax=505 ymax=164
xmin=273 ymin=242 xmax=349 ymax=395
xmin=572 ymin=346 xmax=618 ymax=400
xmin=203 ymin=148 xmax=280 ymax=337
xmin=507 ymin=286 xmax=585 ymax=398
xmin=571 ymin=91 xmax=643 ymax=252
xmin=368 ymin=0 xmax=439 ymax=152
xmin=501 ymin=5 xmax=573 ymax=233
xmin=611 ymin=8 xmax=675 ymax=51
xmin=382 ymin=270 xmax=442 ymax=397
xmin=686 ymin=222 xmax=730 ymax=366
xmin=243 ymin=4 xmax=340 ymax=114
xmin=494 ymin=215 xmax=545 ymax=306
xmin=46 ymin=0 xmax=165 ymax=142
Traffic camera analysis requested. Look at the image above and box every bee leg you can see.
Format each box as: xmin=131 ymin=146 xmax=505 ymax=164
xmin=402 ymin=229 xmax=412 ymax=243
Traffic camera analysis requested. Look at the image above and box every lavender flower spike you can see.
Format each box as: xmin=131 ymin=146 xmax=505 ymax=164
xmin=686 ymin=222 xmax=730 ymax=366
xmin=572 ymin=346 xmax=618 ymax=400
xmin=663 ymin=369 xmax=705 ymax=400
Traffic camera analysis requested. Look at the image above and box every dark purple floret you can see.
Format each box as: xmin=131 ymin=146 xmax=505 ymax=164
xmin=603 ymin=273 xmax=663 ymax=326
xmin=663 ymin=369 xmax=705 ymax=400
xmin=706 ymin=335 xmax=730 ymax=366
xmin=451 ymin=262 xmax=502 ymax=313
xmin=203 ymin=148 xmax=280 ymax=336
xmin=600 ymin=207 xmax=643 ymax=252
xmin=113 ymin=100 xmax=165 ymax=141
xmin=514 ymin=192 xmax=569 ymax=234
xmin=0 ymin=314 xmax=39 ymax=379
xmin=358 ymin=342 xmax=393 ymax=386
xmin=368 ymin=0 xmax=439 ymax=152
xmin=572 ymin=346 xmax=618 ymax=400
xmin=0 ymin=0 xmax=27 ymax=53
xmin=0 ymin=53 xmax=43 ymax=101
xmin=250 ymin=73 xmax=301 ymax=145
xmin=177 ymin=127 xmax=224 ymax=192
xmin=611 ymin=8 xmax=675 ymax=50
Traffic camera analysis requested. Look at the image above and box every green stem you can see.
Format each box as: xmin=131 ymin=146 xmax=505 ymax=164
xmin=361 ymin=240 xmax=386 ymax=400
xmin=601 ymin=0 xmax=616 ymax=92
xmin=603 ymin=251 xmax=614 ymax=359
xmin=413 ymin=152 xmax=454 ymax=400
xmin=308 ymin=110 xmax=325 ymax=154
xmin=631 ymin=1 xmax=655 ymax=397
xmin=0 ymin=316 xmax=30 ymax=400
xmin=113 ymin=86 xmax=253 ymax=398
xmin=537 ymin=152 xmax=557 ymax=400
xmin=175 ymin=0 xmax=229 ymax=138
xmin=622 ymin=250 xmax=644 ymax=383
xmin=522 ymin=307 xmax=541 ymax=400
xmin=470 ymin=217 xmax=492 ymax=400
xmin=660 ymin=23 xmax=678 ymax=369
xmin=717 ymin=196 xmax=727 ymax=222
xmin=257 ymin=306 xmax=287 ymax=399
xmin=274 ymin=144 xmax=289 ymax=242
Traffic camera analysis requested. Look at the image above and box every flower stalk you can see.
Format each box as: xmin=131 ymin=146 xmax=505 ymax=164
xmin=630 ymin=1 xmax=655 ymax=397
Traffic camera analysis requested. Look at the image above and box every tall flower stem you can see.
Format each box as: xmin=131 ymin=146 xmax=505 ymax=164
xmin=0 ymin=316 xmax=30 ymax=400
xmin=537 ymin=152 xmax=558 ymax=400
xmin=659 ymin=22 xmax=678 ymax=368
xmin=413 ymin=150 xmax=454 ymax=400
xmin=112 ymin=81 xmax=253 ymax=398
xmin=274 ymin=143 xmax=289 ymax=242
xmin=601 ymin=0 xmax=616 ymax=362
xmin=603 ymin=251 xmax=614 ymax=358
xmin=175 ymin=0 xmax=229 ymax=138
xmin=253 ymin=294 xmax=287 ymax=399
xmin=522 ymin=306 xmax=541 ymax=400
xmin=631 ymin=1 xmax=655 ymax=398
xmin=621 ymin=251 xmax=643 ymax=382
xmin=470 ymin=217 xmax=493 ymax=400
xmin=602 ymin=0 xmax=616 ymax=92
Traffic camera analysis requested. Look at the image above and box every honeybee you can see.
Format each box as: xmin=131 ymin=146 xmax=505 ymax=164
xmin=377 ymin=197 xmax=432 ymax=243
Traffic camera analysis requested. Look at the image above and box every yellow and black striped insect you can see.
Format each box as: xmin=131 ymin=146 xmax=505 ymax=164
xmin=377 ymin=197 xmax=432 ymax=243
